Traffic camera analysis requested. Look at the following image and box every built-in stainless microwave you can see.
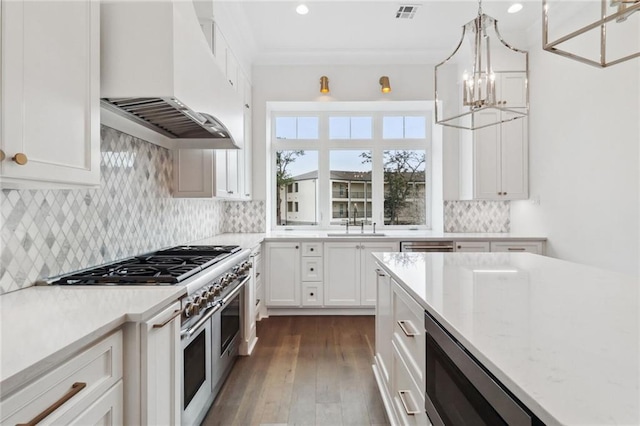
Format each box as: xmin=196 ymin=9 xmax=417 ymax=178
xmin=424 ymin=311 xmax=543 ymax=425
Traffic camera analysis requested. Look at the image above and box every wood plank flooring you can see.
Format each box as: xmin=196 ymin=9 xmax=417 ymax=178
xmin=201 ymin=316 xmax=389 ymax=426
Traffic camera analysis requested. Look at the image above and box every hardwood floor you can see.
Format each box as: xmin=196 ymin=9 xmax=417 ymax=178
xmin=201 ymin=316 xmax=389 ymax=426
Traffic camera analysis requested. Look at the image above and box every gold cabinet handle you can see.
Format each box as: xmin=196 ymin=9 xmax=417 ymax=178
xmin=16 ymin=382 xmax=87 ymax=426
xmin=12 ymin=152 xmax=28 ymax=165
xmin=397 ymin=320 xmax=418 ymax=337
xmin=152 ymin=309 xmax=182 ymax=329
xmin=397 ymin=390 xmax=420 ymax=415
xmin=0 ymin=150 xmax=5 ymax=161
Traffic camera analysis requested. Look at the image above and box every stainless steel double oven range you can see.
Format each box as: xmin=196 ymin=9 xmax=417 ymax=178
xmin=50 ymin=244 xmax=251 ymax=425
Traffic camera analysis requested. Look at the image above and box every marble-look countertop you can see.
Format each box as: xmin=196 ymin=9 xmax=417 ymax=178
xmin=373 ymin=252 xmax=639 ymax=425
xmin=0 ymin=285 xmax=185 ymax=398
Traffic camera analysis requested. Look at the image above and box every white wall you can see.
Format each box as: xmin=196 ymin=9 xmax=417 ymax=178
xmin=510 ymin=25 xmax=640 ymax=276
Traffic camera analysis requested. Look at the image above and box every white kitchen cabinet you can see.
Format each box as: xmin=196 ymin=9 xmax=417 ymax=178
xmin=455 ymin=241 xmax=491 ymax=252
xmin=241 ymin=244 xmax=260 ymax=355
xmin=241 ymin=76 xmax=253 ymax=199
xmin=458 ymin=71 xmax=528 ymax=201
xmin=495 ymin=71 xmax=528 ymax=109
xmin=324 ymin=242 xmax=398 ymax=307
xmin=491 ymin=241 xmax=544 ymax=255
xmin=301 ymin=242 xmax=324 ymax=307
xmin=173 ymin=148 xmax=245 ymax=199
xmin=1 ymin=331 xmax=123 ymax=425
xmin=0 ymin=0 xmax=100 ymax=189
xmin=265 ymin=242 xmax=301 ymax=307
xmin=374 ymin=266 xmax=393 ymax=389
xmin=253 ymin=245 xmax=266 ymax=319
xmin=141 ymin=302 xmax=181 ymax=425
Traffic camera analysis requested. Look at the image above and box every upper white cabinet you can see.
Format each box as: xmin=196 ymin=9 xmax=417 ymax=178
xmin=459 ymin=111 xmax=528 ymax=200
xmin=0 ymin=0 xmax=100 ymax=189
xmin=455 ymin=71 xmax=528 ymax=201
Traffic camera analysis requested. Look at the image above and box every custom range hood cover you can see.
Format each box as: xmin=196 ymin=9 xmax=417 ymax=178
xmin=101 ymin=0 xmax=242 ymax=150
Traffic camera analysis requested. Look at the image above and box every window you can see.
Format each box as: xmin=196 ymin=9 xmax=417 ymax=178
xmin=275 ymin=116 xmax=319 ymax=139
xmin=272 ymin=105 xmax=432 ymax=229
xmin=329 ymin=116 xmax=373 ymax=139
xmin=382 ymin=116 xmax=426 ymax=139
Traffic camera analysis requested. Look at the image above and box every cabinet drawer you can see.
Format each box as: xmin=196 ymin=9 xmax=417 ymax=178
xmin=392 ymin=284 xmax=425 ymax=388
xmin=301 ymin=257 xmax=323 ymax=281
xmin=491 ymin=241 xmax=543 ymax=255
xmin=455 ymin=241 xmax=490 ymax=252
xmin=302 ymin=283 xmax=323 ymax=306
xmin=301 ymin=242 xmax=322 ymax=257
xmin=1 ymin=330 xmax=123 ymax=425
xmin=392 ymin=343 xmax=430 ymax=426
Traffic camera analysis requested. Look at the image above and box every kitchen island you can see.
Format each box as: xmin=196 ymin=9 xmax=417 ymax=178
xmin=373 ymin=252 xmax=639 ymax=425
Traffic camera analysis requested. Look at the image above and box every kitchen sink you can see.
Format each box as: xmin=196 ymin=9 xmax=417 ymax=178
xmin=326 ymin=233 xmax=386 ymax=237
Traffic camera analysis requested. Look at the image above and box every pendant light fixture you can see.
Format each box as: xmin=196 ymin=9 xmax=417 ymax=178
xmin=543 ymin=0 xmax=640 ymax=67
xmin=379 ymin=76 xmax=391 ymax=93
xmin=435 ymin=0 xmax=529 ymax=130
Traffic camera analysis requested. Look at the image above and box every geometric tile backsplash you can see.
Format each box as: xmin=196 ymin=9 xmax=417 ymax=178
xmin=443 ymin=200 xmax=510 ymax=233
xmin=0 ymin=126 xmax=265 ymax=294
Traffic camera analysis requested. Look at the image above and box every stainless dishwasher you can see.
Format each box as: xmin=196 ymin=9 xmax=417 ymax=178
xmin=400 ymin=241 xmax=455 ymax=252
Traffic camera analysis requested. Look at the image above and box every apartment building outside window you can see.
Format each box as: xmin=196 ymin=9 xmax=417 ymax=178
xmin=271 ymin=103 xmax=432 ymax=229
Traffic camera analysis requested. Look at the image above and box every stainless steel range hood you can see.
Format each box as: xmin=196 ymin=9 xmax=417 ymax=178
xmin=100 ymin=1 xmax=243 ymax=150
xmin=101 ymin=97 xmax=240 ymax=149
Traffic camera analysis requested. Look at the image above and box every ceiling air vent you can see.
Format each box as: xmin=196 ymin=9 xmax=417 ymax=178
xmin=396 ymin=4 xmax=419 ymax=19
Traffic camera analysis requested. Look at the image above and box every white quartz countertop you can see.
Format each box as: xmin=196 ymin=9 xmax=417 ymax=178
xmin=0 ymin=285 xmax=185 ymax=398
xmin=198 ymin=231 xmax=546 ymax=243
xmin=373 ymin=252 xmax=639 ymax=425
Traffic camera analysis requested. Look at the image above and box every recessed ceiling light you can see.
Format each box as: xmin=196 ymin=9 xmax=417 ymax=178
xmin=508 ymin=3 xmax=523 ymax=14
xmin=296 ymin=4 xmax=309 ymax=15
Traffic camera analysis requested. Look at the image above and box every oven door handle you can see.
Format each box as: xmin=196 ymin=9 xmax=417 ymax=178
xmin=220 ymin=275 xmax=249 ymax=306
xmin=181 ymin=303 xmax=221 ymax=339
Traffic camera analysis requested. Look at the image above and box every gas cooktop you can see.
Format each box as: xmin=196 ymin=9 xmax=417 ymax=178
xmin=50 ymin=245 xmax=242 ymax=285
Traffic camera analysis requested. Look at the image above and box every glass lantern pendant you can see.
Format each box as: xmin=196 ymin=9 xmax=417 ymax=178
xmin=435 ymin=0 xmax=529 ymax=130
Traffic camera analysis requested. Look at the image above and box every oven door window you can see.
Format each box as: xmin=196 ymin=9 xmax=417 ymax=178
xmin=426 ymin=334 xmax=507 ymax=425
xmin=183 ymin=329 xmax=207 ymax=409
xmin=220 ymin=292 xmax=240 ymax=355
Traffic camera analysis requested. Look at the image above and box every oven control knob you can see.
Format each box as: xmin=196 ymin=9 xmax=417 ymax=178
xmin=212 ymin=285 xmax=222 ymax=296
xmin=194 ymin=296 xmax=207 ymax=309
xmin=185 ymin=302 xmax=199 ymax=318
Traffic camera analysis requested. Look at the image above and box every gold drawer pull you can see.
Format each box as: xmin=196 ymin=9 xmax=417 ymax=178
xmin=17 ymin=382 xmax=87 ymax=426
xmin=12 ymin=152 xmax=28 ymax=165
xmin=153 ymin=309 xmax=182 ymax=328
xmin=397 ymin=320 xmax=418 ymax=337
xmin=398 ymin=390 xmax=420 ymax=415
xmin=0 ymin=150 xmax=5 ymax=161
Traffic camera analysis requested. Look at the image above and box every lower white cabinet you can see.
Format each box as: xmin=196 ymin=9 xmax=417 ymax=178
xmin=374 ymin=272 xmax=429 ymax=426
xmin=1 ymin=331 xmax=123 ymax=425
xmin=491 ymin=241 xmax=544 ymax=255
xmin=455 ymin=241 xmax=490 ymax=252
xmin=324 ymin=242 xmax=398 ymax=307
xmin=141 ymin=301 xmax=181 ymax=425
xmin=241 ymin=244 xmax=261 ymax=355
xmin=265 ymin=242 xmax=301 ymax=306
xmin=374 ymin=266 xmax=393 ymax=389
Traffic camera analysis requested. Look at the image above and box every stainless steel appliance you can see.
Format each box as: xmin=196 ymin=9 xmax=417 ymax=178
xmin=400 ymin=241 xmax=455 ymax=252
xmin=49 ymin=244 xmax=251 ymax=426
xmin=424 ymin=311 xmax=540 ymax=425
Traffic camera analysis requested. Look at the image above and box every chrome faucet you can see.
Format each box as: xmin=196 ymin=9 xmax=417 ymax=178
xmin=373 ymin=222 xmax=377 ymax=234
xmin=345 ymin=220 xmax=349 ymax=233
xmin=361 ymin=221 xmax=364 ymax=234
